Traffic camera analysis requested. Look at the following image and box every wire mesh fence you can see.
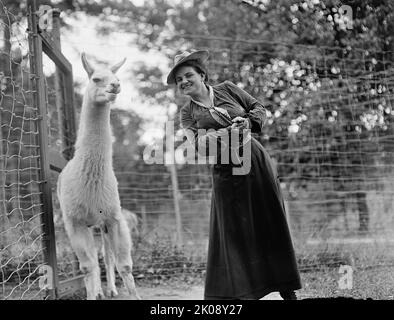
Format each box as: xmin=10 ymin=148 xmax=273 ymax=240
xmin=121 ymin=35 xmax=394 ymax=282
xmin=114 ymin=165 xmax=212 ymax=284
xmin=1 ymin=0 xmax=75 ymax=300
xmin=0 ymin=1 xmax=47 ymax=300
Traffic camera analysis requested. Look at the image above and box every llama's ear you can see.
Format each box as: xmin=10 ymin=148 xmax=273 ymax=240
xmin=110 ymin=58 xmax=126 ymax=74
xmin=81 ymin=52 xmax=94 ymax=77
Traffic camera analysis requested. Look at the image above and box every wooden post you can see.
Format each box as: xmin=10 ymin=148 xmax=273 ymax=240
xmin=48 ymin=8 xmax=79 ymax=278
xmin=164 ymin=116 xmax=183 ymax=247
xmin=141 ymin=204 xmax=147 ymax=236
xmin=169 ymin=163 xmax=183 ymax=247
xmin=168 ymin=148 xmax=183 ymax=247
xmin=162 ymin=113 xmax=182 ymax=249
xmin=50 ymin=9 xmax=66 ymax=152
xmin=50 ymin=10 xmax=76 ymax=160
xmin=27 ymin=0 xmax=59 ymax=299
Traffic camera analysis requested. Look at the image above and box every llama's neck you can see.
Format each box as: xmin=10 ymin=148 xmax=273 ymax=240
xmin=75 ymin=95 xmax=113 ymax=158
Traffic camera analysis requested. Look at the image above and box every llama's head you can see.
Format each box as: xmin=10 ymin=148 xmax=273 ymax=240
xmin=81 ymin=52 xmax=126 ymax=105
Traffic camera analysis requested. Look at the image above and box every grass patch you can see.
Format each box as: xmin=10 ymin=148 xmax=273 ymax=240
xmin=298 ymin=265 xmax=394 ymax=300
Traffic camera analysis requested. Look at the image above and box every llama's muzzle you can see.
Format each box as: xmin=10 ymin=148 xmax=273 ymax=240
xmin=107 ymin=83 xmax=120 ymax=94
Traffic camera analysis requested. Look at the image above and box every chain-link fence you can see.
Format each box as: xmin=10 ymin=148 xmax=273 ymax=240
xmin=1 ymin=0 xmax=76 ymax=299
xmin=203 ymin=38 xmax=394 ymax=273
xmin=118 ymin=37 xmax=394 ymax=286
xmin=0 ymin=0 xmax=48 ymax=300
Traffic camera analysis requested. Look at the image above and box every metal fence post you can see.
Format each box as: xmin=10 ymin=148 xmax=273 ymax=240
xmin=51 ymin=10 xmax=76 ymax=161
xmin=49 ymin=8 xmax=80 ymax=278
xmin=27 ymin=0 xmax=59 ymax=299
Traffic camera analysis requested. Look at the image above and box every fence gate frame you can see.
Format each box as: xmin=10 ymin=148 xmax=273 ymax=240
xmin=27 ymin=0 xmax=76 ymax=299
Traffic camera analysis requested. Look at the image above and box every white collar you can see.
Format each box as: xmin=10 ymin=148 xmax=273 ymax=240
xmin=190 ymin=85 xmax=214 ymax=109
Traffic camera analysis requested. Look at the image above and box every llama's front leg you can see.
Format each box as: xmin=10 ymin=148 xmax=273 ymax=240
xmin=107 ymin=216 xmax=141 ymax=300
xmin=101 ymin=229 xmax=118 ymax=297
xmin=64 ymin=219 xmax=104 ymax=300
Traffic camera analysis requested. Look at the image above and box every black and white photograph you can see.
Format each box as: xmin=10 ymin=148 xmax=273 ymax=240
xmin=1 ymin=0 xmax=394 ymax=306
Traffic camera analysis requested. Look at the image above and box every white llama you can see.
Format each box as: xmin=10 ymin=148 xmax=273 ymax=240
xmin=57 ymin=53 xmax=140 ymax=300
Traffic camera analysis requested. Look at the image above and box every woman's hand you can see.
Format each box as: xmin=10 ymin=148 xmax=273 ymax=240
xmin=231 ymin=117 xmax=249 ymax=130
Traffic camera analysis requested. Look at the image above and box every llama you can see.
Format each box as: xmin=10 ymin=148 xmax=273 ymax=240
xmin=57 ymin=53 xmax=140 ymax=300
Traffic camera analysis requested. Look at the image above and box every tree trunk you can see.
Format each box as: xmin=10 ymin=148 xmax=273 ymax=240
xmin=356 ymin=191 xmax=369 ymax=233
xmin=0 ymin=11 xmax=12 ymax=250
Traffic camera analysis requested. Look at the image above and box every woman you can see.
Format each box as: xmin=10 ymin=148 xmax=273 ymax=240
xmin=168 ymin=50 xmax=302 ymax=300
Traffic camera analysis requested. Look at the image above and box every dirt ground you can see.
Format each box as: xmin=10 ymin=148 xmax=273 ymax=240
xmin=121 ymin=285 xmax=205 ymax=300
xmin=111 ymin=265 xmax=394 ymax=300
xmin=62 ymin=265 xmax=394 ymax=300
xmin=113 ymin=284 xmax=284 ymax=300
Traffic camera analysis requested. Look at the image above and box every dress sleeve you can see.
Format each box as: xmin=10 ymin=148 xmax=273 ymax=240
xmin=180 ymin=103 xmax=199 ymax=148
xmin=180 ymin=103 xmax=197 ymax=132
xmin=224 ymin=80 xmax=267 ymax=133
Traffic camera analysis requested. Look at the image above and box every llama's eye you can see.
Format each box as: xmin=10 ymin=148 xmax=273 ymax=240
xmin=92 ymin=78 xmax=100 ymax=83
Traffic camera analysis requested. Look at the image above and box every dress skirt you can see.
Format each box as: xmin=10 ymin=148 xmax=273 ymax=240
xmin=204 ymin=137 xmax=302 ymax=300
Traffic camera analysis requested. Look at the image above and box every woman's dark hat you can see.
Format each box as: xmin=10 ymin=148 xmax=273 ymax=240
xmin=166 ymin=50 xmax=209 ymax=85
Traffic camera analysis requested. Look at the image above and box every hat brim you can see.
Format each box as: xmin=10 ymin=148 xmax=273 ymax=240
xmin=166 ymin=50 xmax=209 ymax=85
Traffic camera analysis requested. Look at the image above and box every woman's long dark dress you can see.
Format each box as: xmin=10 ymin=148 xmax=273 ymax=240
xmin=180 ymin=81 xmax=302 ymax=299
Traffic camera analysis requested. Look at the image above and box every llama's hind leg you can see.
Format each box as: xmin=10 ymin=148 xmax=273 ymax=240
xmin=101 ymin=228 xmax=118 ymax=297
xmin=107 ymin=216 xmax=141 ymax=300
xmin=64 ymin=219 xmax=104 ymax=300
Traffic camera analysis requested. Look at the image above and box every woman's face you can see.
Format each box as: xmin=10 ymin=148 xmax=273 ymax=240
xmin=175 ymin=66 xmax=205 ymax=97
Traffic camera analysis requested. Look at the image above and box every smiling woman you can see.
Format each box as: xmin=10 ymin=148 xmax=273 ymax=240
xmin=168 ymin=50 xmax=302 ymax=300
xmin=176 ymin=64 xmax=211 ymax=106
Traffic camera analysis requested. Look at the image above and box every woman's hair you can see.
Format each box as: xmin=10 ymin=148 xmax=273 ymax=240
xmin=174 ymin=59 xmax=209 ymax=84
